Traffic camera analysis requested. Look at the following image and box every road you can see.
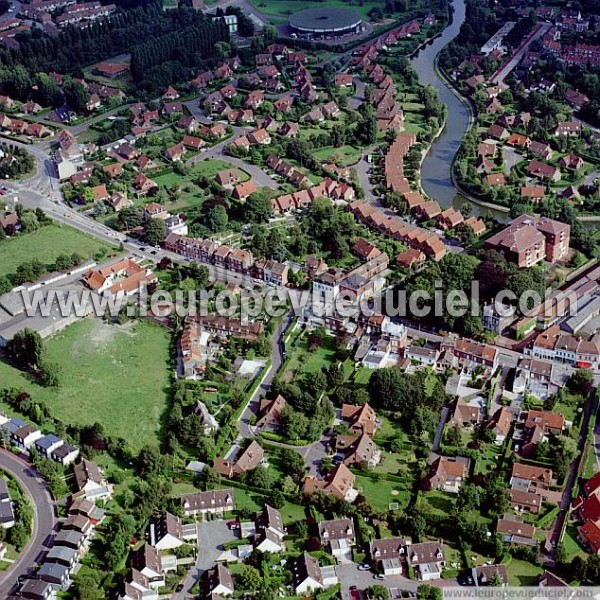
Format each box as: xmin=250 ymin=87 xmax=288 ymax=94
xmin=337 ymin=564 xmax=455 ymax=599
xmin=237 ymin=311 xmax=294 ymax=439
xmin=490 ymin=22 xmax=551 ymax=84
xmin=0 ymin=451 xmax=57 ymax=597
xmin=171 ymin=520 xmax=235 ymax=600
xmin=185 ymin=123 xmax=279 ymax=190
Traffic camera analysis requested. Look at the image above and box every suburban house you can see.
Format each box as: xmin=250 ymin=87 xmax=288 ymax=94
xmin=304 ymin=464 xmax=357 ymax=503
xmin=405 ymin=542 xmax=445 ymax=581
xmin=427 ymin=456 xmax=470 ymax=493
xmin=318 ymin=517 xmax=355 ymax=561
xmin=130 ymin=544 xmax=165 ymax=589
xmin=180 ymin=489 xmax=235 ymax=519
xmin=256 ymin=395 xmax=287 ymax=431
xmin=149 ymin=511 xmax=183 ymax=551
xmin=0 ymin=479 xmax=14 ymax=528
xmin=205 ymin=563 xmax=234 ymax=596
xmin=292 ymin=553 xmax=326 ymax=595
xmin=73 ymin=459 xmax=112 ymax=501
xmin=496 ymin=515 xmax=537 ymax=546
xmin=213 ymin=440 xmax=264 ymax=478
xmin=334 ymin=433 xmax=380 ymax=468
xmin=341 ymin=403 xmax=378 ymax=436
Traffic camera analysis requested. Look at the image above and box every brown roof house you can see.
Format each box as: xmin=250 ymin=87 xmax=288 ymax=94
xmin=256 ymin=395 xmax=287 ymax=431
xmin=180 ymin=489 xmax=235 ymax=518
xmin=334 ymin=433 xmax=381 ymax=468
xmin=304 ymin=464 xmax=357 ymax=503
xmin=341 ymin=403 xmax=378 ymax=436
xmin=318 ymin=517 xmax=355 ymax=561
xmin=427 ymin=456 xmax=470 ymax=493
xmin=73 ymin=459 xmax=111 ymax=501
xmin=213 ymin=440 xmax=264 ymax=478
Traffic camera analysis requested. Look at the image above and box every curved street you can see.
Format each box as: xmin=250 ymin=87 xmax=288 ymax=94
xmin=0 ymin=450 xmax=56 ymax=597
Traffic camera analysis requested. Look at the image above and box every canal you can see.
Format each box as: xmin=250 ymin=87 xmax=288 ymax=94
xmin=410 ymin=0 xmax=510 ymax=220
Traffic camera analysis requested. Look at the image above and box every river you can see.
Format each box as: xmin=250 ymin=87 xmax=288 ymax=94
xmin=409 ymin=0 xmax=510 ymax=220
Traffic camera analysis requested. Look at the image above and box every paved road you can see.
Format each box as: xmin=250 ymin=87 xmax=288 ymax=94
xmin=490 ymin=22 xmax=551 ymax=84
xmin=237 ymin=310 xmax=294 ymax=439
xmin=337 ymin=563 xmax=455 ymax=599
xmin=431 ymin=405 xmax=450 ymax=452
xmin=172 ymin=520 xmax=235 ymax=600
xmin=0 ymin=451 xmax=57 ymax=597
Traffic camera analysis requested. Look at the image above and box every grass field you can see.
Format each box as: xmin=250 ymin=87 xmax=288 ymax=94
xmin=355 ymin=475 xmax=412 ymax=512
xmin=563 ymin=524 xmax=587 ymax=559
xmin=192 ymin=158 xmax=249 ymax=181
xmin=0 ymin=224 xmax=114 ymax=278
xmin=505 ymin=558 xmax=543 ymax=586
xmin=0 ymin=318 xmax=171 ymax=451
xmin=313 ymin=145 xmax=363 ymax=166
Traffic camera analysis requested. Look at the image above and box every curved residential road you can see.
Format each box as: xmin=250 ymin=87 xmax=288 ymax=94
xmin=0 ymin=451 xmax=57 ymax=597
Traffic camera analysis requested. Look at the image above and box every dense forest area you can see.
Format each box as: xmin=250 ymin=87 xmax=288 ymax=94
xmin=0 ymin=1 xmax=228 ymax=98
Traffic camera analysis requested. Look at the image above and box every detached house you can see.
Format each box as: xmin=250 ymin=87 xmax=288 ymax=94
xmin=341 ymin=403 xmax=378 ymax=436
xmin=427 ymin=456 xmax=470 ymax=493
xmin=527 ymin=160 xmax=561 ymax=182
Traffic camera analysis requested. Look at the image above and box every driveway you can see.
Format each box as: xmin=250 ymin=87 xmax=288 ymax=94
xmin=354 ymin=152 xmax=378 ymax=203
xmin=336 ymin=564 xmax=454 ymax=599
xmin=171 ymin=520 xmax=235 ymax=600
xmin=503 ymin=147 xmax=523 ymax=175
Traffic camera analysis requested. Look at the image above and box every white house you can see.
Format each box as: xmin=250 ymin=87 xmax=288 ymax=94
xmin=73 ymin=459 xmax=112 ymax=501
xmin=293 ymin=553 xmax=324 ymax=595
xmin=149 ymin=512 xmax=184 ymax=551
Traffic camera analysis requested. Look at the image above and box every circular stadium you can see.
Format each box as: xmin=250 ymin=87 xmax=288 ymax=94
xmin=289 ymin=7 xmax=363 ymax=36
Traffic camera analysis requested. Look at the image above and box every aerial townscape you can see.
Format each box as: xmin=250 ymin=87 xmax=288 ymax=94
xmin=1 ymin=0 xmax=600 ymax=597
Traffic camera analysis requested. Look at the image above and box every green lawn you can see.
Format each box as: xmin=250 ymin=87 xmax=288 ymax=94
xmin=353 ymin=367 xmax=374 ymax=386
xmin=0 ymin=224 xmax=114 ymax=278
xmin=423 ymin=490 xmax=456 ymax=517
xmin=313 ymin=145 xmax=363 ymax=166
xmin=505 ymin=558 xmax=543 ymax=586
xmin=250 ymin=0 xmax=400 ymax=21
xmin=373 ymin=450 xmax=416 ymax=477
xmin=563 ymin=524 xmax=587 ymax=560
xmin=0 ymin=318 xmax=171 ymax=451
xmin=355 ymin=475 xmax=412 ymax=513
xmin=191 ymin=158 xmax=249 ymax=182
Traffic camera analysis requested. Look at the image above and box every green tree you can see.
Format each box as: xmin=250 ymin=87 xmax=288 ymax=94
xmin=72 ymin=571 xmax=102 ymax=600
xmin=235 ymin=564 xmax=262 ymax=590
xmin=144 ymin=218 xmax=166 ymax=245
xmin=366 ymin=585 xmax=389 ymax=600
xmin=7 ymin=328 xmax=45 ymax=370
xmin=206 ymin=205 xmax=228 ymax=232
xmin=19 ymin=212 xmax=40 ymax=233
xmin=244 ymin=191 xmax=272 ymax=223
xmin=417 ymin=585 xmax=442 ymax=600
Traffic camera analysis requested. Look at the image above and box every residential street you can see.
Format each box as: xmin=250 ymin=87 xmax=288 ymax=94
xmin=237 ymin=310 xmax=294 ymax=439
xmin=171 ymin=520 xmax=235 ymax=600
xmin=0 ymin=451 xmax=57 ymax=597
xmin=337 ymin=564 xmax=455 ymax=599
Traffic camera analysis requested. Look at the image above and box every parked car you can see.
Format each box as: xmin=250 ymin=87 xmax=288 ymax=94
xmin=357 ymin=563 xmax=371 ymax=571
xmin=373 ymin=573 xmax=385 ymax=580
xmin=227 ymin=520 xmax=240 ymax=529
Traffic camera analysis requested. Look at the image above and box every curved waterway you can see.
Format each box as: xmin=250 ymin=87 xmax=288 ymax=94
xmin=409 ymin=0 xmax=509 ymax=220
